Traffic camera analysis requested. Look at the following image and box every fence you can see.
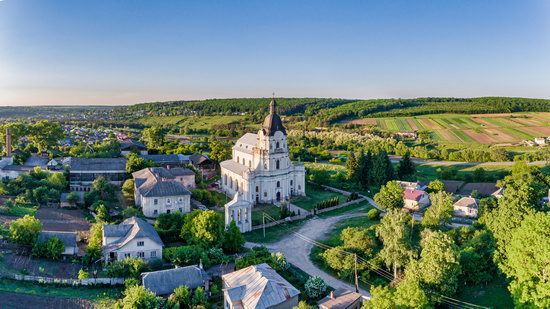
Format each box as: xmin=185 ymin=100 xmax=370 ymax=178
xmin=316 ymin=197 xmax=366 ymax=214
xmin=10 ymin=274 xmax=124 ymax=286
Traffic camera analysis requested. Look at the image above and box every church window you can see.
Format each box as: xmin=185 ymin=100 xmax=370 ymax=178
xmin=236 ymin=156 xmax=239 ymax=163
xmin=249 ymin=160 xmax=251 ymax=168
xmin=236 ymin=182 xmax=239 ymax=191
xmin=256 ymin=186 xmax=259 ymax=192
xmin=276 ymin=141 xmax=280 ymax=148
xmin=290 ymin=180 xmax=293 ymax=186
xmin=242 ymin=158 xmax=245 ymax=165
xmin=264 ymin=192 xmax=267 ymax=197
xmin=276 ymin=160 xmax=280 ymax=169
xmin=238 ymin=209 xmax=241 ymax=222
xmin=277 ymin=181 xmax=280 ymax=188
xmin=298 ymin=185 xmax=301 ymax=190
xmin=230 ymin=177 xmax=233 ymax=188
xmin=224 ymin=174 xmax=227 ymax=185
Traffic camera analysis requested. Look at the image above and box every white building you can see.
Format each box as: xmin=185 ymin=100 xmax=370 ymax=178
xmin=220 ymin=99 xmax=306 ymax=205
xmin=453 ymin=197 xmax=479 ymax=218
xmin=403 ymin=189 xmax=430 ymax=211
xmin=102 ymin=216 xmax=163 ymax=262
xmin=132 ymin=167 xmax=194 ymax=217
xmin=225 ymin=193 xmax=253 ymax=233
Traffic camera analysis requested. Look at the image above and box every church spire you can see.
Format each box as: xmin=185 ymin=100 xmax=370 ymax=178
xmin=270 ymin=94 xmax=277 ymax=114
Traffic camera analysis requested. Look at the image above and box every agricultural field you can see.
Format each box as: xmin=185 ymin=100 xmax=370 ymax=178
xmin=348 ymin=113 xmax=550 ymax=144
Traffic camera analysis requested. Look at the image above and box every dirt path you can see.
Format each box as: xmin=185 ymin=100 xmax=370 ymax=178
xmin=249 ymin=211 xmax=371 ymax=297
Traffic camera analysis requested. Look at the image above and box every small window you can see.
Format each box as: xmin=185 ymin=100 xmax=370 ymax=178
xmin=277 ymin=181 xmax=280 ymax=188
xmin=166 ymin=198 xmax=171 ymax=204
xmin=264 ymin=192 xmax=267 ymax=197
xmin=298 ymin=185 xmax=301 ymax=190
xmin=179 ymin=208 xmax=182 ymax=212
xmin=178 ymin=197 xmax=183 ymax=202
xmin=256 ymin=186 xmax=259 ymax=192
xmin=290 ymin=180 xmax=293 ymax=186
xmin=167 ymin=209 xmax=171 ymax=214
xmin=137 ymin=241 xmax=144 ymax=247
xmin=151 ymin=251 xmax=156 ymax=258
xmin=154 ymin=199 xmax=158 ymax=205
xmin=138 ymin=252 xmax=145 ymax=258
xmin=125 ymin=253 xmax=131 ymax=258
xmin=276 ymin=142 xmax=280 ymax=148
xmin=154 ymin=209 xmax=158 ymax=214
xmin=276 ymin=160 xmax=280 ymax=169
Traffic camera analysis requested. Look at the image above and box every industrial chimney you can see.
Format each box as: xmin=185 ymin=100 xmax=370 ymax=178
xmin=5 ymin=127 xmax=12 ymax=157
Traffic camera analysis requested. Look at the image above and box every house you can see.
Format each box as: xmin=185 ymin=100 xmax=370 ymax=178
xmin=69 ymin=157 xmax=127 ymax=191
xmin=318 ymin=289 xmax=363 ymax=309
xmin=220 ymin=98 xmax=306 ymax=205
xmin=403 ymin=189 xmax=430 ymax=211
xmin=491 ymin=187 xmax=505 ymax=199
xmin=397 ymin=181 xmax=427 ymax=191
xmin=142 ymin=265 xmax=210 ymax=296
xmin=38 ymin=231 xmax=78 ymax=256
xmin=132 ymin=167 xmax=193 ymax=217
xmin=224 ymin=193 xmax=252 ymax=233
xmin=222 ymin=263 xmax=300 ymax=309
xmin=140 ymin=154 xmax=191 ymax=168
xmin=453 ymin=196 xmax=479 ymax=218
xmin=102 ymin=216 xmax=163 ymax=262
xmin=120 ymin=139 xmax=148 ymax=155
xmin=534 ymin=137 xmax=546 ymax=146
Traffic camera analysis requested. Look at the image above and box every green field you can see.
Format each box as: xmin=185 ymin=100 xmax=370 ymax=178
xmin=348 ymin=113 xmax=550 ymax=144
xmin=291 ymin=184 xmax=347 ymax=211
xmin=251 ymin=204 xmax=282 ymax=226
xmin=139 ymin=115 xmax=246 ymax=130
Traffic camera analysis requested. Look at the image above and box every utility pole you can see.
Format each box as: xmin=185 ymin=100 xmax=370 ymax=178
xmin=263 ymin=213 xmax=266 ymax=238
xmin=354 ymin=254 xmax=359 ymax=293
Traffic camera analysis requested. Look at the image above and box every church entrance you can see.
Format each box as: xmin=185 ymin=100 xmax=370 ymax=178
xmin=276 ymin=192 xmax=281 ymax=201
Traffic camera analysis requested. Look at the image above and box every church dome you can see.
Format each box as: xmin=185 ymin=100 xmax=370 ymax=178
xmin=262 ymin=98 xmax=287 ymax=136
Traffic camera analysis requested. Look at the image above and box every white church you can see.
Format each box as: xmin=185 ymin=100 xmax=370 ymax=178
xmin=220 ymin=98 xmax=306 ymax=206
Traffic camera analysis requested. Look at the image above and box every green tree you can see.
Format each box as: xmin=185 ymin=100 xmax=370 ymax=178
xmin=374 ymin=180 xmax=404 ymax=210
xmin=304 ymin=276 xmax=328 ymax=300
xmin=189 ymin=210 xmax=225 ymax=248
xmin=346 ymin=151 xmax=359 ymax=183
xmin=426 ymin=179 xmax=445 ymax=193
xmin=85 ymin=222 xmax=103 ymax=262
xmin=294 ymin=301 xmax=316 ymax=309
xmin=9 ymin=215 xmax=42 ymax=245
xmin=370 ymin=151 xmax=394 ymax=188
xmin=397 ymin=152 xmax=415 ymax=181
xmin=359 ymin=150 xmax=372 ymax=188
xmin=422 ymin=191 xmax=453 ymax=229
xmin=375 ymin=209 xmax=413 ymax=278
xmin=504 ymin=211 xmax=550 ymax=308
xmin=45 ymin=236 xmax=64 ymax=260
xmin=142 ymin=127 xmax=165 ymax=149
xmin=340 ymin=227 xmax=376 ymax=257
xmin=96 ymin=203 xmax=110 ymax=223
xmin=28 ymin=120 xmax=64 ymax=153
xmin=66 ymin=192 xmax=79 ymax=205
xmin=78 ymin=269 xmax=90 ymax=280
xmin=394 ymin=278 xmax=430 ymax=309
xmin=167 ymin=285 xmax=190 ymax=308
xmin=192 ymin=286 xmax=207 ymax=306
xmin=223 ymin=220 xmax=245 ymax=253
xmin=364 ymin=285 xmax=395 ymax=309
xmin=119 ymin=285 xmax=163 ymax=309
xmin=126 ymin=153 xmax=155 ymax=174
xmin=122 ymin=179 xmax=135 ymax=201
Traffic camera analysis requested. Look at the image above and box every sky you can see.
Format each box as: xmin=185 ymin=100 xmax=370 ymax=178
xmin=1 ymin=0 xmax=549 ymax=106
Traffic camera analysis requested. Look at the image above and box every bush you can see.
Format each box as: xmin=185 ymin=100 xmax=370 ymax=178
xmin=32 ymin=237 xmax=64 ymax=260
xmin=78 ymin=268 xmax=90 ymax=280
xmin=164 ymin=245 xmax=209 ymax=267
xmin=9 ymin=215 xmax=42 ymax=245
xmin=106 ymin=257 xmax=146 ymax=279
xmin=367 ymin=208 xmax=380 ymax=220
xmin=304 ymin=276 xmax=328 ymax=300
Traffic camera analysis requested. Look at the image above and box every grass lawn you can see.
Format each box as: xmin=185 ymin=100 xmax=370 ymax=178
xmin=414 ymin=163 xmax=512 ymax=182
xmin=0 ymin=278 xmax=122 ymax=303
xmin=251 ymin=204 xmax=281 ymax=226
xmin=292 ymin=184 xmax=346 ymax=211
xmin=7 ymin=204 xmax=38 ymax=217
xmin=456 ymin=276 xmax=514 ymax=308
xmin=244 ymin=219 xmax=307 ymax=244
xmin=316 ymin=200 xmax=372 ymax=219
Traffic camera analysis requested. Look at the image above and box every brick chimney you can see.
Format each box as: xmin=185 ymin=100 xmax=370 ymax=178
xmin=330 ymin=291 xmax=335 ymax=299
xmin=5 ymin=127 xmax=12 ymax=157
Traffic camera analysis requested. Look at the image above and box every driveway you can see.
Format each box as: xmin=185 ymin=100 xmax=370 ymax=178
xmin=248 ymin=211 xmax=371 ymax=297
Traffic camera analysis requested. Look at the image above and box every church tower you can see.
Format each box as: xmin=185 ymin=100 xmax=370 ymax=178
xmin=256 ymin=98 xmax=291 ymax=172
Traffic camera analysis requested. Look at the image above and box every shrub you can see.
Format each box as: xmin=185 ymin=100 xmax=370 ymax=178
xmin=78 ymin=269 xmax=90 ymax=280
xmin=367 ymin=208 xmax=380 ymax=220
xmin=9 ymin=215 xmax=42 ymax=245
xmin=304 ymin=276 xmax=328 ymax=300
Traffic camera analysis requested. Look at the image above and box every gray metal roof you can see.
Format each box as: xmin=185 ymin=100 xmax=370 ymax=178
xmin=38 ymin=231 xmax=77 ymax=248
xmin=119 ymin=139 xmax=146 ymax=150
xmin=70 ymin=157 xmax=127 ymax=172
xmin=103 ymin=216 xmax=163 ymax=252
xmin=142 ymin=265 xmax=209 ymax=295
xmin=140 ymin=154 xmax=182 ymax=164
xmin=220 ymin=160 xmax=249 ymax=176
xmin=132 ymin=167 xmax=192 ymax=197
xmin=222 ymin=263 xmax=300 ymax=309
xmin=318 ymin=289 xmax=362 ymax=309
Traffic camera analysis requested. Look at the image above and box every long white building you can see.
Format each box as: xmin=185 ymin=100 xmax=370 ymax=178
xmin=220 ymin=98 xmax=305 ymax=204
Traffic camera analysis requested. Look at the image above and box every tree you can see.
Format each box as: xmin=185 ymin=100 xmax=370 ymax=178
xmin=209 ymin=140 xmax=232 ymax=163
xmin=426 ymin=179 xmax=445 ymax=193
xmin=122 ymin=179 xmax=135 ymax=201
xmin=45 ymin=236 xmax=64 ymax=260
xmin=359 ymin=150 xmax=372 ymax=188
xmin=78 ymin=269 xmax=90 ymax=280
xmin=223 ymin=220 xmax=245 ymax=253
xmin=27 ymin=120 xmax=64 ymax=153
xmin=416 ymin=230 xmax=461 ymax=296
xmin=370 ymin=151 xmax=394 ymax=188
xmin=504 ymin=211 xmax=550 ymax=308
xmin=346 ymin=151 xmax=359 ymax=183
xmin=142 ymin=127 xmax=165 ymax=149
xmin=119 ymin=285 xmax=163 ymax=309
xmin=422 ymin=191 xmax=453 ymax=229
xmin=96 ymin=203 xmax=110 ymax=223
xmin=294 ymin=301 xmax=316 ymax=309
xmin=189 ymin=210 xmax=225 ymax=248
xmin=192 ymin=286 xmax=207 ymax=306
xmin=397 ymin=152 xmax=415 ymax=181
xmin=66 ymin=192 xmax=79 ymax=205
xmin=374 ymin=180 xmax=404 ymax=210
xmin=85 ymin=222 xmax=103 ymax=262
xmin=126 ymin=153 xmax=154 ymax=174
xmin=9 ymin=215 xmax=42 ymax=245
xmin=364 ymin=285 xmax=395 ymax=309
xmin=394 ymin=278 xmax=430 ymax=309
xmin=304 ymin=276 xmax=328 ymax=300
xmin=340 ymin=227 xmax=376 ymax=257
xmin=375 ymin=209 xmax=413 ymax=278
xmin=167 ymin=285 xmax=190 ymax=308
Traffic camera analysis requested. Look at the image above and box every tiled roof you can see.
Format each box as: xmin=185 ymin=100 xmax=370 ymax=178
xmin=222 ymin=263 xmax=300 ymax=309
xmin=403 ymin=189 xmax=426 ymax=202
xmin=236 ymin=133 xmax=258 ymax=148
xmin=140 ymin=154 xmax=182 ymax=164
xmin=103 ymin=217 xmax=163 ymax=252
xmin=70 ymin=157 xmax=126 ymax=172
xmin=142 ymin=265 xmax=209 ymax=295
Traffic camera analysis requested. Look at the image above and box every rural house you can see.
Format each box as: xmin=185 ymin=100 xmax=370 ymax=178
xmin=119 ymin=139 xmax=148 ymax=155
xmin=142 ymin=265 xmax=210 ymax=296
xmin=38 ymin=231 xmax=78 ymax=256
xmin=132 ymin=167 xmax=194 ymax=217
xmin=453 ymin=196 xmax=479 ymax=218
xmin=69 ymin=157 xmax=127 ymax=191
xmin=102 ymin=216 xmax=163 ymax=261
xmin=318 ymin=289 xmax=363 ymax=309
xmin=402 ymin=189 xmax=430 ymax=211
xmin=222 ymin=263 xmax=300 ymax=309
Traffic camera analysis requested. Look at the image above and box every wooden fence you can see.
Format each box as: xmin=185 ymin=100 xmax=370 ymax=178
xmin=10 ymin=274 xmax=124 ymax=286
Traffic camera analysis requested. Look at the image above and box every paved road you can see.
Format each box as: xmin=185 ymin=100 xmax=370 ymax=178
xmin=248 ymin=211 xmax=371 ymax=297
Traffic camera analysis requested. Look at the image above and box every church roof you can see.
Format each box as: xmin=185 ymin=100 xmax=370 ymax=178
xmin=220 ymin=160 xmax=249 ymax=176
xmin=237 ymin=133 xmax=258 ymax=148
xmin=262 ymin=98 xmax=286 ymax=136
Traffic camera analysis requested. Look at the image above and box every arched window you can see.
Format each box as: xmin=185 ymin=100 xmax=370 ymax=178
xmin=224 ymin=174 xmax=227 ymax=185
xmin=242 ymin=158 xmax=245 ymax=165
xmin=256 ymin=186 xmax=259 ymax=192
xmin=249 ymin=160 xmax=251 ymax=168
xmin=277 ymin=181 xmax=280 ymax=188
xmin=276 ymin=141 xmax=280 ymax=148
xmin=290 ymin=180 xmax=293 ymax=186
xmin=276 ymin=160 xmax=280 ymax=169
xmin=230 ymin=177 xmax=233 ymax=188
xmin=236 ymin=156 xmax=239 ymax=163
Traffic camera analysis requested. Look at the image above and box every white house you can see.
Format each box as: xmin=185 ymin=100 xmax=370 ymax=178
xmin=38 ymin=231 xmax=78 ymax=256
xmin=534 ymin=137 xmax=546 ymax=146
xmin=403 ymin=189 xmax=430 ymax=211
xmin=222 ymin=263 xmax=300 ymax=309
xmin=453 ymin=197 xmax=479 ymax=218
xmin=132 ymin=167 xmax=193 ymax=217
xmin=102 ymin=216 xmax=163 ymax=262
xmin=225 ymin=193 xmax=253 ymax=233
xmin=220 ymin=98 xmax=306 ymax=205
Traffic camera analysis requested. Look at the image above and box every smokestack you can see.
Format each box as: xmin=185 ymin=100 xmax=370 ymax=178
xmin=6 ymin=128 xmax=12 ymax=157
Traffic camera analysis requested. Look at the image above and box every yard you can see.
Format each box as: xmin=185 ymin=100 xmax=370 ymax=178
xmin=0 ymin=252 xmax=81 ymax=279
xmin=456 ymin=276 xmax=514 ymax=308
xmin=244 ymin=219 xmax=307 ymax=244
xmin=35 ymin=207 xmax=91 ymax=233
xmin=291 ymin=184 xmax=347 ymax=211
xmin=251 ymin=203 xmax=282 ymax=226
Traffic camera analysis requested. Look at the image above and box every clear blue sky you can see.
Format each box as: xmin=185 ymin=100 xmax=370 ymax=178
xmin=1 ymin=0 xmax=549 ymax=106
